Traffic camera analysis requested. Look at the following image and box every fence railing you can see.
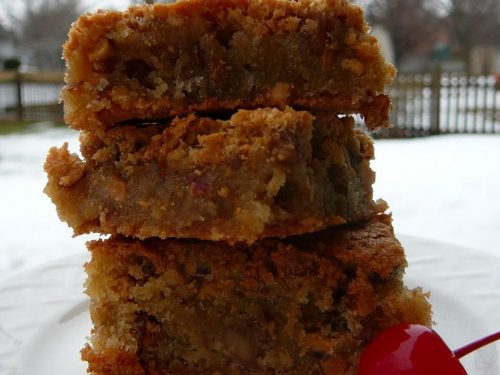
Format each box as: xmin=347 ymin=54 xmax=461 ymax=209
xmin=384 ymin=68 xmax=499 ymax=137
xmin=0 ymin=70 xmax=64 ymax=122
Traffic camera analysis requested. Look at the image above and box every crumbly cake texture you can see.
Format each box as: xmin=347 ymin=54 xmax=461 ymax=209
xmin=81 ymin=214 xmax=432 ymax=375
xmin=62 ymin=0 xmax=395 ymax=131
xmin=44 ymin=107 xmax=381 ymax=244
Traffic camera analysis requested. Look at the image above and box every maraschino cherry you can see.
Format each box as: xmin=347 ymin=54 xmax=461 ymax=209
xmin=358 ymin=323 xmax=500 ymax=374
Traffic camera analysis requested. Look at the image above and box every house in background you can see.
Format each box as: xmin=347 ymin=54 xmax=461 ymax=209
xmin=0 ymin=25 xmax=18 ymax=69
xmin=18 ymin=38 xmax=65 ymax=71
xmin=470 ymin=45 xmax=498 ymax=75
xmin=396 ymin=23 xmax=465 ymax=74
xmin=370 ymin=25 xmax=395 ymax=66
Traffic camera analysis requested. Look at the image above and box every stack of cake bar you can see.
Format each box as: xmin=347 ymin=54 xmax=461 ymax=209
xmin=44 ymin=1 xmax=431 ymax=374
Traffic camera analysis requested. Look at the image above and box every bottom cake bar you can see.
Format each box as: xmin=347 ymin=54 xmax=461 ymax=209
xmin=82 ymin=214 xmax=431 ymax=375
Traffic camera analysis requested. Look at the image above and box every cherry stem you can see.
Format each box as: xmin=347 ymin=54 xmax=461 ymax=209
xmin=453 ymin=331 xmax=500 ymax=359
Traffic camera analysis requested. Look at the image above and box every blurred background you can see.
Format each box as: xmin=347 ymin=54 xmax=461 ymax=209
xmin=0 ymin=0 xmax=498 ymax=278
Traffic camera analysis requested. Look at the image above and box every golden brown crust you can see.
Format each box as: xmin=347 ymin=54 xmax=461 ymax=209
xmin=82 ymin=345 xmax=144 ymax=375
xmin=43 ymin=143 xmax=85 ymax=187
xmin=45 ymin=108 xmax=378 ymax=243
xmin=83 ymin=214 xmax=432 ymax=375
xmin=62 ymin=0 xmax=395 ymax=131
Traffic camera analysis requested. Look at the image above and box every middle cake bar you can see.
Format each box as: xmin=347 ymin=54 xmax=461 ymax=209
xmin=44 ymin=107 xmax=380 ymax=243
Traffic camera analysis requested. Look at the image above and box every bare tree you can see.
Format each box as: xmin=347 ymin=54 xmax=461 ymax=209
xmin=5 ymin=0 xmax=82 ymax=70
xmin=366 ymin=0 xmax=440 ymax=66
xmin=20 ymin=0 xmax=81 ymax=43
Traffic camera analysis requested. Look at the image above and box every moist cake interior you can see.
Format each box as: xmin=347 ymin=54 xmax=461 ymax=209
xmin=82 ymin=215 xmax=431 ymax=375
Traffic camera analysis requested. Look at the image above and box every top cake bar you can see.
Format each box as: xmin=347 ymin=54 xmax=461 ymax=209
xmin=62 ymin=0 xmax=395 ymax=131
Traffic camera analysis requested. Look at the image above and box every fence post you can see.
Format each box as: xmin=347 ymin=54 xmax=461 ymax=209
xmin=15 ymin=70 xmax=24 ymax=121
xmin=430 ymin=64 xmax=441 ymax=135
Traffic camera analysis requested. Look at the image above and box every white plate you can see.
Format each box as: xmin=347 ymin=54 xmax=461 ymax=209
xmin=1 ymin=236 xmax=499 ymax=375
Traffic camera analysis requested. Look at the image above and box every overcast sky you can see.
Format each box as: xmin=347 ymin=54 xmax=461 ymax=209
xmin=0 ymin=0 xmax=371 ymax=29
xmin=83 ymin=0 xmax=131 ymax=12
xmin=0 ymin=0 xmax=131 ymax=27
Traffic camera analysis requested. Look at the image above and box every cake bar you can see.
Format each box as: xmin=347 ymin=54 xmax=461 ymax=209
xmin=82 ymin=214 xmax=431 ymax=375
xmin=44 ymin=107 xmax=381 ymax=244
xmin=62 ymin=0 xmax=395 ymax=131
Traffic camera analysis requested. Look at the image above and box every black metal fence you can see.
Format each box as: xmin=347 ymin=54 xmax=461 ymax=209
xmin=0 ymin=71 xmax=63 ymax=123
xmin=383 ymin=68 xmax=499 ymax=137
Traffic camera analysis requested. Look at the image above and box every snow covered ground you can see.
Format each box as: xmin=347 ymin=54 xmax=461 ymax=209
xmin=372 ymin=135 xmax=500 ymax=257
xmin=0 ymin=124 xmax=499 ymax=278
xmin=0 ymin=125 xmax=94 ymax=278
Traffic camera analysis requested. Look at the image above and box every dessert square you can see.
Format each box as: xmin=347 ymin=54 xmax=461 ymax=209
xmin=62 ymin=0 xmax=395 ymax=131
xmin=44 ymin=107 xmax=380 ymax=243
xmin=82 ymin=214 xmax=431 ymax=375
